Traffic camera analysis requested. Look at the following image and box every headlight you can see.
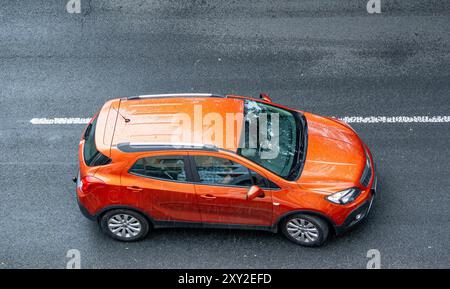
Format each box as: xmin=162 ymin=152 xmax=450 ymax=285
xmin=326 ymin=188 xmax=361 ymax=204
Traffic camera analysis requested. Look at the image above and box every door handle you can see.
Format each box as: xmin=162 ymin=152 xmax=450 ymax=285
xmin=126 ymin=186 xmax=143 ymax=191
xmin=200 ymin=194 xmax=216 ymax=200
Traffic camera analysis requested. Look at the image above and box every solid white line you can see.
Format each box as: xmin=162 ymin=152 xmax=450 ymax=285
xmin=29 ymin=116 xmax=450 ymax=125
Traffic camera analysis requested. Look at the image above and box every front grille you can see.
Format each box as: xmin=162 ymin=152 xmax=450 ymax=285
xmin=360 ymin=149 xmax=372 ymax=187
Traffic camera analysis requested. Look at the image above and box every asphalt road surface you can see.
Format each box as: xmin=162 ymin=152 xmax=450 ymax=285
xmin=1 ymin=0 xmax=449 ymax=268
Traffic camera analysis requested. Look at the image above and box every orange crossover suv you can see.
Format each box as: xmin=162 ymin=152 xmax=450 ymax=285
xmin=74 ymin=93 xmax=377 ymax=246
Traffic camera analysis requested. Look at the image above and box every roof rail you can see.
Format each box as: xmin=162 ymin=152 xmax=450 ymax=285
xmin=117 ymin=142 xmax=218 ymax=153
xmin=127 ymin=93 xmax=226 ymax=100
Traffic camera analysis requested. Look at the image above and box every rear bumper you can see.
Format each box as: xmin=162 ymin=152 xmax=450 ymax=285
xmin=74 ymin=171 xmax=97 ymax=221
xmin=335 ymin=175 xmax=378 ymax=235
xmin=77 ymin=196 xmax=97 ymax=221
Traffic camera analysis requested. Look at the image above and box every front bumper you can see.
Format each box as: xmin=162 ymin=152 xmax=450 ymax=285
xmin=335 ymin=175 xmax=378 ymax=235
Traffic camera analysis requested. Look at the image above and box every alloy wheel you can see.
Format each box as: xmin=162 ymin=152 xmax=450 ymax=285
xmin=286 ymin=218 xmax=319 ymax=243
xmin=107 ymin=214 xmax=142 ymax=239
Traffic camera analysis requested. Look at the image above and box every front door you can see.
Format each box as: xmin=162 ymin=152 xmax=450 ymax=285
xmin=190 ymin=154 xmax=273 ymax=226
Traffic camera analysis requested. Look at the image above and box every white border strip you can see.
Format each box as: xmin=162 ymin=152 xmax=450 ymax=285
xmin=29 ymin=116 xmax=450 ymax=125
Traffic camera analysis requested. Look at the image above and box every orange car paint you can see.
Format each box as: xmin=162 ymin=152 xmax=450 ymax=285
xmin=76 ymin=94 xmax=376 ymax=234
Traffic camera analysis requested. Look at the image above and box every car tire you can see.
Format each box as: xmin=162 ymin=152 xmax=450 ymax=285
xmin=100 ymin=209 xmax=150 ymax=242
xmin=281 ymin=214 xmax=329 ymax=247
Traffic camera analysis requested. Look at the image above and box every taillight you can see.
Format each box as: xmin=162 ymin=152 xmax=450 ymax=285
xmin=80 ymin=176 xmax=105 ymax=194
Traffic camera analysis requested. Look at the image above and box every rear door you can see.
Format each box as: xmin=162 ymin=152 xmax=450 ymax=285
xmin=121 ymin=152 xmax=202 ymax=222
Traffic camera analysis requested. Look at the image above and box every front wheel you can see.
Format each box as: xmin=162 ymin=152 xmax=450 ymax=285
xmin=100 ymin=209 xmax=150 ymax=242
xmin=281 ymin=214 xmax=329 ymax=247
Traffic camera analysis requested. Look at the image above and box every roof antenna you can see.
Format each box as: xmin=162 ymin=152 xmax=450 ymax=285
xmin=112 ymin=107 xmax=130 ymax=123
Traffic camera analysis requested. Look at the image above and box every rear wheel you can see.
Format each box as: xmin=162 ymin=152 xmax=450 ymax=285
xmin=281 ymin=214 xmax=329 ymax=247
xmin=100 ymin=209 xmax=150 ymax=242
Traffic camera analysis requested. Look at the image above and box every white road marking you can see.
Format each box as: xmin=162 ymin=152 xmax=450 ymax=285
xmin=339 ymin=116 xmax=450 ymax=124
xmin=29 ymin=115 xmax=450 ymax=125
xmin=30 ymin=118 xmax=91 ymax=124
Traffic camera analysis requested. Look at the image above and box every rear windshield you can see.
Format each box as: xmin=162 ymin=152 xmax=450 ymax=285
xmin=83 ymin=117 xmax=99 ymax=166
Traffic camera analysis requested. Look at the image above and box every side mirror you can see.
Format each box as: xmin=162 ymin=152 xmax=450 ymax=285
xmin=259 ymin=93 xmax=272 ymax=102
xmin=246 ymin=185 xmax=265 ymax=201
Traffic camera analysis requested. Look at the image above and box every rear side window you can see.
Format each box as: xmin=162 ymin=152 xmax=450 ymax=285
xmin=83 ymin=117 xmax=111 ymax=166
xmin=129 ymin=156 xmax=187 ymax=182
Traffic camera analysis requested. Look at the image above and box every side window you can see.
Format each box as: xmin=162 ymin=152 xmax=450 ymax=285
xmin=193 ymin=156 xmax=252 ymax=187
xmin=250 ymin=171 xmax=280 ymax=190
xmin=129 ymin=156 xmax=187 ymax=182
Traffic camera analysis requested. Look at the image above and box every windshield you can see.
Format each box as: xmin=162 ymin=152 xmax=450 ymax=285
xmin=237 ymin=100 xmax=305 ymax=180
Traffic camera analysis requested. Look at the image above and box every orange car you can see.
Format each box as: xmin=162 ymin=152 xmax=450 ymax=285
xmin=74 ymin=93 xmax=377 ymax=247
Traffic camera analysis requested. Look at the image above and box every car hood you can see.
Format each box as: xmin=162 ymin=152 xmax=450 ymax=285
xmin=297 ymin=113 xmax=365 ymax=194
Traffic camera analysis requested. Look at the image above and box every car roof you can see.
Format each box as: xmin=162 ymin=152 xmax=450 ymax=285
xmin=95 ymin=94 xmax=246 ymax=155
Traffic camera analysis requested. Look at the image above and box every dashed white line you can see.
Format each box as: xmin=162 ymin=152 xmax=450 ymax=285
xmin=30 ymin=118 xmax=91 ymax=125
xmin=339 ymin=115 xmax=450 ymax=124
xmin=29 ymin=116 xmax=450 ymax=125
